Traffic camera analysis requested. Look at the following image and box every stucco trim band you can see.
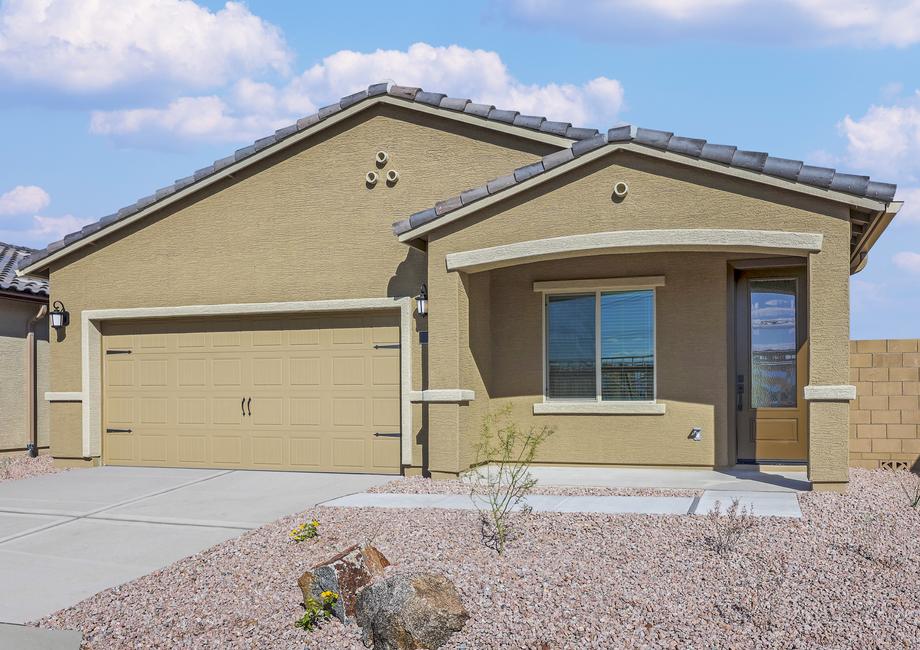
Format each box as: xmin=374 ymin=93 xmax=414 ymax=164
xmin=803 ymin=385 xmax=857 ymax=401
xmin=533 ymin=402 xmax=667 ymax=415
xmin=446 ymin=230 xmax=824 ymax=273
xmin=408 ymin=389 xmax=475 ymax=403
xmin=78 ymin=297 xmax=414 ymax=464
xmin=533 ymin=276 xmax=666 ymax=293
xmin=44 ymin=391 xmax=83 ymax=402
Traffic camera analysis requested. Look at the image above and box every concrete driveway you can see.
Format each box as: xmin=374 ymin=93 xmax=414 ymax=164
xmin=0 ymin=467 xmax=393 ymax=624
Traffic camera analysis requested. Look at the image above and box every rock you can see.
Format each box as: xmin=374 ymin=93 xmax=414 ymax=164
xmin=297 ymin=544 xmax=390 ymax=623
xmin=355 ymin=571 xmax=469 ymax=649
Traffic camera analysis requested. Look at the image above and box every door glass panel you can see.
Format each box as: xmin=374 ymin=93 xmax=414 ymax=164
xmin=750 ymin=279 xmax=797 ymax=408
xmin=600 ymin=290 xmax=654 ymax=401
xmin=546 ymin=294 xmax=596 ymax=399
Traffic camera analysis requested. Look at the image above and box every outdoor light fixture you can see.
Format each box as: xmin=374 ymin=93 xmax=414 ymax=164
xmin=49 ymin=301 xmax=69 ymax=329
xmin=689 ymin=427 xmax=703 ymax=442
xmin=415 ymin=284 xmax=428 ymax=317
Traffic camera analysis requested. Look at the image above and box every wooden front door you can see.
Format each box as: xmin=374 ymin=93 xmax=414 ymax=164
xmin=735 ymin=268 xmax=808 ymax=462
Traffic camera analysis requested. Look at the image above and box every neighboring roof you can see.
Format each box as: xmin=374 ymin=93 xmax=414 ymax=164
xmin=1 ymin=242 xmax=48 ymax=297
xmin=19 ymin=82 xmax=597 ymax=275
xmin=393 ymin=125 xmax=898 ymax=240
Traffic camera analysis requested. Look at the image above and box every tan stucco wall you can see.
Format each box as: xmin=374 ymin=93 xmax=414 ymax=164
xmin=45 ymin=103 xmax=555 ymax=463
xmin=850 ymin=339 xmax=920 ymax=470
xmin=425 ymin=149 xmax=853 ymax=481
xmin=0 ymin=296 xmax=49 ymax=452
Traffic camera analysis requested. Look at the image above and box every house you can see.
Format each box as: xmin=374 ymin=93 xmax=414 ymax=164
xmin=1 ymin=242 xmax=49 ymax=457
xmin=17 ymin=83 xmax=901 ymax=492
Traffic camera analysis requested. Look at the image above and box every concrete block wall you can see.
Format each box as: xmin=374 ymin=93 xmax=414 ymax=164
xmin=849 ymin=339 xmax=920 ymax=470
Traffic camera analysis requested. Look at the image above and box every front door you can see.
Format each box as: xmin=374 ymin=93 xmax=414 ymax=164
xmin=735 ymin=268 xmax=808 ymax=462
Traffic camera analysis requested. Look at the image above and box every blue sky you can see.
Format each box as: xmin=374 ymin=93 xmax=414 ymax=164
xmin=1 ymin=0 xmax=918 ymax=339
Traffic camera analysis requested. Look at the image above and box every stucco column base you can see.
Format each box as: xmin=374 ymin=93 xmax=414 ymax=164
xmin=810 ymin=481 xmax=848 ymax=493
xmin=807 ymin=401 xmax=850 ymax=486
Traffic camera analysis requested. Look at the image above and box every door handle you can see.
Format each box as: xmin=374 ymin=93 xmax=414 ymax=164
xmin=241 ymin=398 xmax=246 ymax=417
xmin=247 ymin=398 xmax=252 ymax=417
xmin=736 ymin=374 xmax=745 ymax=411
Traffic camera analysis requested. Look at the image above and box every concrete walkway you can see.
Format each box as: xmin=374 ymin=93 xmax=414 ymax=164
xmin=321 ymin=490 xmax=803 ymax=518
xmin=0 ymin=467 xmax=392 ymax=624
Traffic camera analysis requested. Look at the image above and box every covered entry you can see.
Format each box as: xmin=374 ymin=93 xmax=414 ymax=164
xmin=101 ymin=313 xmax=401 ymax=473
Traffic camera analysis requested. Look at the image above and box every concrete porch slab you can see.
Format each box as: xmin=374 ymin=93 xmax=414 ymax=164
xmin=527 ymin=466 xmax=810 ymax=492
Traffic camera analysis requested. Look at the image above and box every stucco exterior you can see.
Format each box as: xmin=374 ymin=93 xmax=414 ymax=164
xmin=424 ymin=150 xmax=853 ymax=489
xmin=42 ymin=103 xmax=554 ymax=467
xmin=24 ymin=97 xmax=884 ymax=491
xmin=0 ymin=295 xmax=49 ymax=454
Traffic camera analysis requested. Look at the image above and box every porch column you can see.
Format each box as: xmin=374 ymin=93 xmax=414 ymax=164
xmin=424 ymin=247 xmax=465 ymax=477
xmin=806 ymin=223 xmax=852 ymax=491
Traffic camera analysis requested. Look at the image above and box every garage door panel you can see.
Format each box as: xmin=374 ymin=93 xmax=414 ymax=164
xmin=103 ymin=313 xmax=401 ymax=473
xmin=137 ymin=435 xmax=168 ymax=463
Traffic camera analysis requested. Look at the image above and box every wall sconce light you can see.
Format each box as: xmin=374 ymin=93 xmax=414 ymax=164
xmin=49 ymin=300 xmax=69 ymax=329
xmin=689 ymin=427 xmax=702 ymax=442
xmin=415 ymin=284 xmax=428 ymax=317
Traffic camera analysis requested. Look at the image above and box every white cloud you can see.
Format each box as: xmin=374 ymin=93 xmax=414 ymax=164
xmin=839 ymin=95 xmax=920 ymax=178
xmin=90 ymin=43 xmax=625 ymax=145
xmin=894 ymin=187 xmax=920 ymax=223
xmin=30 ymin=214 xmax=93 ymax=241
xmin=893 ymin=251 xmax=920 ymax=273
xmin=501 ymin=0 xmax=920 ymax=46
xmin=0 ymin=185 xmax=51 ymax=215
xmin=0 ymin=0 xmax=290 ymax=94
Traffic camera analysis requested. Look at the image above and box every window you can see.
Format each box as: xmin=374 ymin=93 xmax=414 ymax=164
xmin=545 ymin=288 xmax=655 ymax=402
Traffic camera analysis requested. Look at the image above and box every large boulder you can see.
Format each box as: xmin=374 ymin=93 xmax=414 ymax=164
xmin=298 ymin=544 xmax=390 ymax=623
xmin=355 ymin=572 xmax=469 ymax=649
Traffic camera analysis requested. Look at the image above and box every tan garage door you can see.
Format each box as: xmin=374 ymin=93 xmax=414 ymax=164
xmin=102 ymin=313 xmax=401 ymax=474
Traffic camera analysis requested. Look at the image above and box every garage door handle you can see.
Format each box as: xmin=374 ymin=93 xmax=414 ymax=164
xmin=374 ymin=432 xmax=400 ymax=437
xmin=241 ymin=398 xmax=246 ymax=416
xmin=373 ymin=344 xmax=400 ymax=349
xmin=106 ymin=428 xmax=132 ymax=433
xmin=247 ymin=398 xmax=252 ymax=416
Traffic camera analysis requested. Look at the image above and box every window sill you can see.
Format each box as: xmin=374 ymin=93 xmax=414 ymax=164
xmin=533 ymin=401 xmax=666 ymax=415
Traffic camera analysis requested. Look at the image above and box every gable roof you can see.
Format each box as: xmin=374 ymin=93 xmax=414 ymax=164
xmin=393 ymin=125 xmax=898 ymax=243
xmin=18 ymin=81 xmax=596 ymax=276
xmin=1 ymin=242 xmax=48 ymax=298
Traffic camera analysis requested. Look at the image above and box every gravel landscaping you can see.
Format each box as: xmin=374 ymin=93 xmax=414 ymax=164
xmin=368 ymin=475 xmax=701 ymax=497
xmin=37 ymin=468 xmax=920 ymax=648
xmin=0 ymin=455 xmax=62 ymax=484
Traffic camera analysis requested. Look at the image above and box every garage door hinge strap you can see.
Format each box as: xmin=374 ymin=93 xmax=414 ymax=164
xmin=374 ymin=432 xmax=401 ymax=437
xmin=106 ymin=428 xmax=132 ymax=433
xmin=373 ymin=344 xmax=400 ymax=349
xmin=106 ymin=349 xmax=133 ymax=355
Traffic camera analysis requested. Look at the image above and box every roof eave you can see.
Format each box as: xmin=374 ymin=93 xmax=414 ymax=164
xmin=397 ymin=142 xmax=893 ymax=244
xmin=850 ymin=200 xmax=901 ymax=274
xmin=17 ymin=94 xmax=574 ymax=277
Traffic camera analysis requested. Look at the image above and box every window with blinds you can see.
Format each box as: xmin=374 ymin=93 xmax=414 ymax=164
xmin=545 ymin=289 xmax=655 ymax=402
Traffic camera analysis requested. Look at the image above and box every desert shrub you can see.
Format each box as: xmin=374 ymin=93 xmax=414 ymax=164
xmin=294 ymin=590 xmax=338 ymax=631
xmin=896 ymin=470 xmax=920 ymax=514
xmin=704 ymin=498 xmax=757 ymax=555
xmin=289 ymin=519 xmax=320 ymax=542
xmin=466 ymin=405 xmax=554 ymax=554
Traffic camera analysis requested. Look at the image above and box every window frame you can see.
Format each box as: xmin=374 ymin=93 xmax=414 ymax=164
xmin=536 ymin=276 xmax=663 ymax=411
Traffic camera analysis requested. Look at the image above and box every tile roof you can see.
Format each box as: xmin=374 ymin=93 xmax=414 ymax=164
xmin=392 ymin=125 xmax=898 ymax=238
xmin=1 ymin=242 xmax=48 ymax=297
xmin=20 ymin=82 xmax=596 ymax=272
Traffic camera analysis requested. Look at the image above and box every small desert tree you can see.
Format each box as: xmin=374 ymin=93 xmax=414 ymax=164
xmin=467 ymin=405 xmax=554 ymax=554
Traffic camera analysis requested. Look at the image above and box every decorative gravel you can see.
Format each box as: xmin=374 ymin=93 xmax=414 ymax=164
xmin=368 ymin=475 xmax=701 ymax=497
xmin=0 ymin=455 xmax=62 ymax=484
xmin=37 ymin=469 xmax=920 ymax=648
